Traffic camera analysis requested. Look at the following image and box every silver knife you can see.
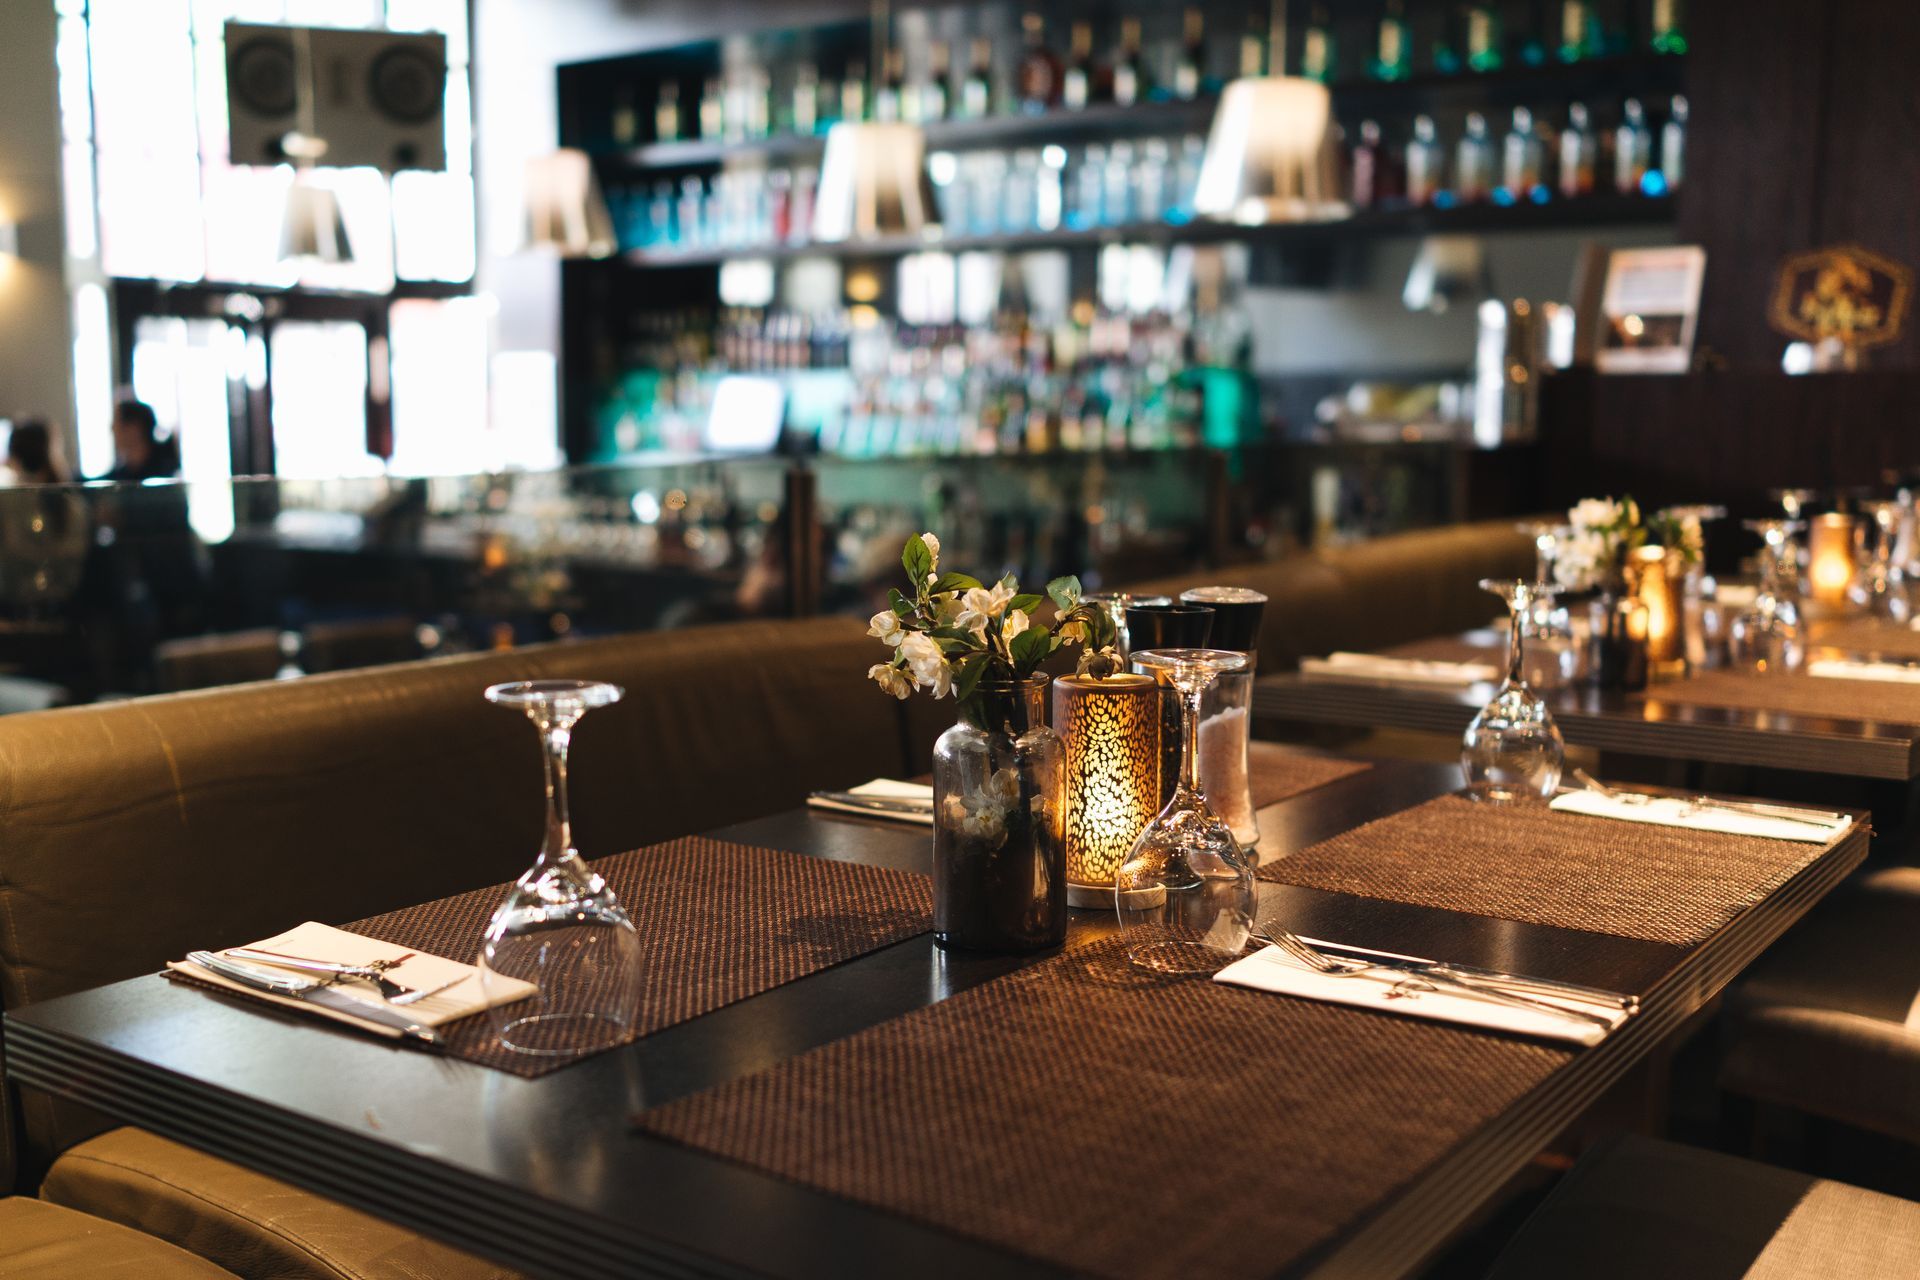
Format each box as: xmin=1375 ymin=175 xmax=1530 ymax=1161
xmin=186 ymin=951 xmax=440 ymax=1045
xmin=1300 ymin=939 xmax=1640 ymax=1012
xmin=808 ymin=791 xmax=935 ymax=817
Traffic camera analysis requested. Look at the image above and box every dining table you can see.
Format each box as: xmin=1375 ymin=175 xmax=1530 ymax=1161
xmin=3 ymin=750 xmax=1869 ymax=1280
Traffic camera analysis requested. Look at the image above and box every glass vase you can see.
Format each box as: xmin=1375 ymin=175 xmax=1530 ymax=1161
xmin=931 ymin=676 xmax=1067 ymax=953
xmin=479 ymin=680 xmax=642 ymax=1056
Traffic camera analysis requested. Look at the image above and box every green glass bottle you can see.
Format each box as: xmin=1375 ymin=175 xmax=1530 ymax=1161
xmin=1371 ymin=0 xmax=1411 ymax=80
xmin=1650 ymin=0 xmax=1688 ymax=54
xmin=1465 ymin=2 xmax=1503 ymax=72
xmin=1301 ymin=4 xmax=1336 ymax=82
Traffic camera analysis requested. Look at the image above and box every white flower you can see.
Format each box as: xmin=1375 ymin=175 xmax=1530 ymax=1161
xmin=1056 ymin=618 xmax=1087 ymax=643
xmin=955 ymin=582 xmax=1015 ymax=637
xmin=867 ymin=662 xmax=912 ymax=699
xmin=867 ymin=610 xmax=905 ymax=646
xmin=1001 ymin=609 xmax=1031 ymax=642
xmin=920 ymin=532 xmax=940 ymax=567
xmin=1569 ymin=498 xmax=1621 ymax=533
xmin=899 ymin=632 xmax=951 ymax=697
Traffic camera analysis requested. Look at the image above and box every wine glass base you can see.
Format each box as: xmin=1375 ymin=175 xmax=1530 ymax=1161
xmin=1464 ymin=781 xmax=1544 ymax=805
xmin=1124 ymin=938 xmax=1238 ymax=976
xmin=492 ymin=1010 xmax=632 ymax=1057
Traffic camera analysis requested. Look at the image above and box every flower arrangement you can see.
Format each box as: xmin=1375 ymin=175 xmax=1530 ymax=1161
xmin=866 ymin=532 xmax=1121 ymax=707
xmin=1554 ymin=497 xmax=1702 ymax=591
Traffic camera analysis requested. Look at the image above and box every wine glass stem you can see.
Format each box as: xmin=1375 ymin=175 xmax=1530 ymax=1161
xmin=542 ymin=725 xmax=574 ymax=860
xmin=1505 ymin=600 xmax=1526 ymax=686
xmin=1180 ymin=681 xmax=1205 ymax=796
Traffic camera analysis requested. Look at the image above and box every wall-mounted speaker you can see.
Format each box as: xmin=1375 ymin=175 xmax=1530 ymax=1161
xmin=225 ymin=23 xmax=447 ymax=173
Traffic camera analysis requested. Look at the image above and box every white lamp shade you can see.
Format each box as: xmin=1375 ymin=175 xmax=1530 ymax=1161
xmin=525 ymin=148 xmax=616 ymax=258
xmin=812 ymin=122 xmax=941 ymax=244
xmin=1194 ymin=77 xmax=1349 ymax=225
xmin=279 ymin=173 xmax=354 ymax=264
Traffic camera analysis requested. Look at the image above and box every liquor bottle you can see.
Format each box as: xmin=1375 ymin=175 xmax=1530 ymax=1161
xmin=697 ymin=78 xmax=723 ymax=141
xmin=961 ymin=39 xmax=993 ymax=118
xmin=646 ymin=83 xmax=676 ymax=144
xmin=1614 ymin=97 xmax=1652 ymax=193
xmin=1301 ymin=5 xmax=1336 ymax=81
xmin=1063 ymin=22 xmax=1095 ymax=109
xmin=1238 ymin=13 xmax=1268 ymax=79
xmin=1651 ymin=0 xmax=1687 ymax=54
xmin=611 ymin=87 xmax=638 ymax=146
xmin=1558 ymin=0 xmax=1600 ymax=62
xmin=1559 ymin=102 xmax=1595 ymax=197
xmin=924 ymin=41 xmax=951 ymax=121
xmin=1348 ymin=119 xmax=1403 ymax=209
xmin=840 ymin=60 xmax=867 ymax=125
xmin=1465 ymin=2 xmax=1503 ymax=71
xmin=744 ymin=66 xmax=770 ymax=138
xmin=1455 ymin=112 xmax=1494 ymax=202
xmin=792 ymin=65 xmax=819 ymax=135
xmin=1372 ymin=0 xmax=1411 ymax=81
xmin=1406 ymin=114 xmax=1444 ymax=205
xmin=1112 ymin=19 xmax=1147 ymax=105
xmin=1017 ymin=13 xmax=1062 ymax=113
xmin=874 ymin=48 xmax=904 ymax=122
xmin=1173 ymin=9 xmax=1206 ymax=100
xmin=1659 ymin=94 xmax=1687 ymax=192
xmin=1500 ymin=106 xmax=1544 ymax=202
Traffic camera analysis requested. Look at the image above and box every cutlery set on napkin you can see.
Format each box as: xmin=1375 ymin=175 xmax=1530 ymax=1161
xmin=808 ymin=780 xmax=935 ymax=825
xmin=1298 ymin=651 xmax=1500 ymax=686
xmin=170 ymin=921 xmax=534 ymax=1046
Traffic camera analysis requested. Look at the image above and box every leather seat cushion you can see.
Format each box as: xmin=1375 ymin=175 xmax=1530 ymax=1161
xmin=1487 ymin=1133 xmax=1920 ymax=1279
xmin=42 ymin=1127 xmax=522 ymax=1280
xmin=0 ymin=1194 xmax=240 ymax=1277
xmin=1721 ymin=867 xmax=1920 ymax=1143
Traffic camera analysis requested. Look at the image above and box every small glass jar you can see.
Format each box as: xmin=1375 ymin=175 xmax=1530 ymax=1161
xmin=931 ymin=677 xmax=1067 ymax=952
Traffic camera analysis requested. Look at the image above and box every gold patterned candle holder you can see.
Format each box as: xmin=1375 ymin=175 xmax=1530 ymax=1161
xmin=1051 ymin=674 xmax=1161 ymax=909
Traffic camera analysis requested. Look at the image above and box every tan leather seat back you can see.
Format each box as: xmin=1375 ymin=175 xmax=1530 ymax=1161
xmin=0 ymin=614 xmax=903 ymax=1187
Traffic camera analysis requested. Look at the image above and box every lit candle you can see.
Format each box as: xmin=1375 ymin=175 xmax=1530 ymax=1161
xmin=1051 ymin=674 xmax=1161 ymax=908
xmin=1808 ymin=513 xmax=1854 ymax=608
xmin=1629 ymin=545 xmax=1681 ymax=669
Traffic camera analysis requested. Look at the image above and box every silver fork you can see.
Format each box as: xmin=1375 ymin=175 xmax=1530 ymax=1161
xmin=389 ymin=975 xmax=468 ymax=1007
xmin=223 ymin=948 xmax=418 ymax=1001
xmin=1572 ymin=769 xmax=1841 ymax=831
xmin=1255 ymin=928 xmax=1618 ymax=1030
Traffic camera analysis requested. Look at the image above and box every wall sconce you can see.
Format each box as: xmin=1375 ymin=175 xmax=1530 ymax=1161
xmin=0 ymin=215 xmax=17 ymax=259
xmin=524 ymin=148 xmax=615 ymax=258
xmin=1052 ymin=674 xmax=1161 ymax=908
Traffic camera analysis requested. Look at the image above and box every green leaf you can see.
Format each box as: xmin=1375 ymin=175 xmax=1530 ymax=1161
xmin=888 ymin=587 xmax=914 ymax=617
xmin=1007 ymin=593 xmax=1044 ymax=614
xmin=930 ymin=571 xmax=982 ymax=595
xmin=1008 ymin=626 xmax=1051 ymax=670
xmin=931 ymin=625 xmax=979 ymax=644
xmin=1046 ymin=576 xmax=1082 ymax=614
xmin=902 ymin=535 xmax=933 ymax=585
xmin=953 ymin=651 xmax=989 ymax=703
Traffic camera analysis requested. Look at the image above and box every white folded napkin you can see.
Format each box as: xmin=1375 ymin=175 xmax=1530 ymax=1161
xmin=169 ymin=921 xmax=534 ymax=1038
xmin=1299 ymin=651 xmax=1500 ymax=686
xmin=1807 ymin=657 xmax=1920 ymax=685
xmin=807 ymin=779 xmax=935 ymax=826
xmin=1713 ymin=583 xmax=1760 ymax=608
xmin=1215 ymin=940 xmax=1627 ymax=1046
xmin=1550 ymin=789 xmax=1849 ymax=843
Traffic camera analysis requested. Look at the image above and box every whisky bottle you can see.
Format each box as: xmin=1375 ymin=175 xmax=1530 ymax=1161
xmin=840 ymin=60 xmax=867 ymax=125
xmin=1016 ymin=13 xmax=1063 ymax=113
xmin=961 ymin=38 xmax=993 ymax=119
xmin=1238 ymin=13 xmax=1268 ymax=78
xmin=1406 ymin=114 xmax=1444 ymax=205
xmin=1112 ymin=19 xmax=1147 ymax=105
xmin=874 ymin=48 xmax=904 ymax=122
xmin=1659 ymin=94 xmax=1687 ymax=192
xmin=1651 ymin=0 xmax=1687 ymax=54
xmin=1455 ymin=112 xmax=1494 ymax=202
xmin=1372 ymin=0 xmax=1410 ymax=81
xmin=923 ymin=41 xmax=951 ymax=121
xmin=1063 ymin=21 xmax=1095 ymax=109
xmin=1615 ymin=97 xmax=1652 ymax=193
xmin=1173 ymin=9 xmax=1206 ymax=100
xmin=1465 ymin=2 xmax=1503 ymax=71
xmin=611 ymin=86 xmax=638 ymax=145
xmin=1500 ymin=106 xmax=1544 ymax=202
xmin=1559 ymin=102 xmax=1595 ymax=197
xmin=1301 ymin=5 xmax=1336 ymax=82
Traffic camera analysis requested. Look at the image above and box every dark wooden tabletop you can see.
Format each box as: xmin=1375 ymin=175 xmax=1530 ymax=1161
xmin=1255 ymin=631 xmax=1920 ymax=781
xmin=3 ymin=756 xmax=1869 ymax=1280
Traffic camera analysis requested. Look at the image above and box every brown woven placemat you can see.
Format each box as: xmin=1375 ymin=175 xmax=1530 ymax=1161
xmin=1634 ymin=669 xmax=1920 ymax=726
xmin=315 ymin=837 xmax=926 ymax=1077
xmin=1258 ymin=793 xmax=1836 ymax=947
xmin=1810 ymin=617 xmax=1920 ymax=661
xmin=638 ymin=936 xmax=1570 ymax=1280
xmin=1248 ymin=742 xmax=1370 ymax=808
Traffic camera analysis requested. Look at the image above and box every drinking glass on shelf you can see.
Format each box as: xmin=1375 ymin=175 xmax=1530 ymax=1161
xmin=1728 ymin=519 xmax=1805 ymax=673
xmin=1462 ymin=580 xmax=1566 ymax=803
xmin=1114 ymin=648 xmax=1256 ymax=976
xmin=480 ymin=679 xmax=641 ymax=1056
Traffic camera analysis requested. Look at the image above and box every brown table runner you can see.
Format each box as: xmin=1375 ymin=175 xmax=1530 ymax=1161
xmin=1258 ymin=793 xmax=1837 ymax=947
xmin=1248 ymin=742 xmax=1370 ymax=808
xmin=1810 ymin=616 xmax=1920 ymax=661
xmin=1634 ymin=669 xmax=1920 ymax=726
xmin=638 ymin=936 xmax=1570 ymax=1280
xmin=172 ymin=837 xmax=932 ymax=1078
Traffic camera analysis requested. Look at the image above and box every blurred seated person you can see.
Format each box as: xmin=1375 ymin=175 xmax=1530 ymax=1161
xmin=0 ymin=419 xmax=90 ymax=617
xmin=3 ymin=418 xmax=65 ymax=485
xmin=103 ymin=398 xmax=181 ymax=483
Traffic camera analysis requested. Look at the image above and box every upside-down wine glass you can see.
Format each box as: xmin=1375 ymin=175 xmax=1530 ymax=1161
xmin=1462 ymin=579 xmax=1565 ymax=803
xmin=1727 ymin=519 xmax=1804 ymax=673
xmin=1851 ymin=500 xmax=1908 ymax=621
xmin=1114 ymin=648 xmax=1257 ymax=975
xmin=480 ymin=679 xmax=641 ymax=1056
xmin=1516 ymin=521 xmax=1578 ymax=689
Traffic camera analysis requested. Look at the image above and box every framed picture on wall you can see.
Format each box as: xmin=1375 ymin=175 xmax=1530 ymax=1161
xmin=1594 ymin=246 xmax=1708 ymax=374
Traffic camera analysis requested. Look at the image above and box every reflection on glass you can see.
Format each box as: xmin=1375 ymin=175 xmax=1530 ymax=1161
xmin=1728 ymin=519 xmax=1804 ymax=673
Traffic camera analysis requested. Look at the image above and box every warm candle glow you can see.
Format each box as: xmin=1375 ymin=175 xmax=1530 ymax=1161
xmin=1808 ymin=513 xmax=1854 ymax=607
xmin=1052 ymin=675 xmax=1160 ymax=908
xmin=1629 ymin=545 xmax=1680 ymax=666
